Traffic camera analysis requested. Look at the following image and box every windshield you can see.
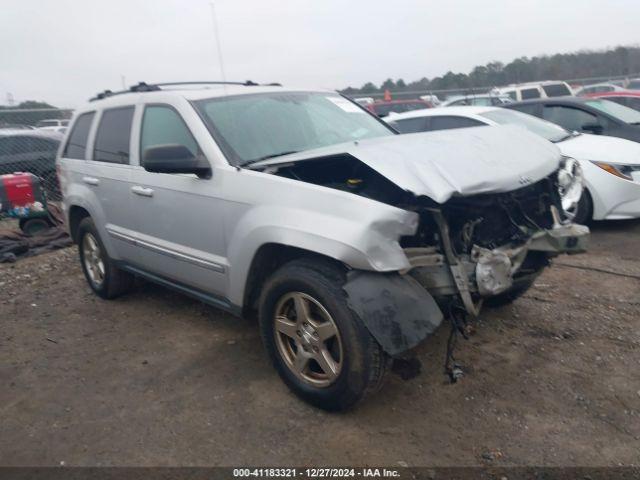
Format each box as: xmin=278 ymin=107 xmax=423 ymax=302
xmin=585 ymin=99 xmax=640 ymax=124
xmin=193 ymin=92 xmax=394 ymax=165
xmin=480 ymin=108 xmax=570 ymax=142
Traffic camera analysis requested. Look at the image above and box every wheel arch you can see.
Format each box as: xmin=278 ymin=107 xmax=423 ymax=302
xmin=67 ymin=204 xmax=91 ymax=243
xmin=241 ymin=242 xmax=346 ymax=317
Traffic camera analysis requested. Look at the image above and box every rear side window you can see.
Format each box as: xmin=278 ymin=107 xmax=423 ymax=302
xmin=140 ymin=106 xmax=199 ymax=160
xmin=93 ymin=107 xmax=134 ymax=164
xmin=542 ymin=83 xmax=572 ymax=97
xmin=429 ymin=116 xmax=484 ymax=131
xmin=64 ymin=112 xmax=95 ymax=159
xmin=521 ymin=88 xmax=541 ymax=100
xmin=391 ymin=117 xmax=429 ymax=134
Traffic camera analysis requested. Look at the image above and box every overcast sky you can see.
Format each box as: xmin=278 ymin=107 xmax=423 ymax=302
xmin=1 ymin=0 xmax=639 ymax=108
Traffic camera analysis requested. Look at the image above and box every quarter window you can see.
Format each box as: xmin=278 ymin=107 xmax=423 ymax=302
xmin=140 ymin=106 xmax=199 ymax=160
xmin=64 ymin=112 xmax=95 ymax=159
xmin=93 ymin=107 xmax=134 ymax=164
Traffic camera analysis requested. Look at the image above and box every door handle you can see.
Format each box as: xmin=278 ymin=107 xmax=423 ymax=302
xmin=82 ymin=176 xmax=99 ymax=186
xmin=131 ymin=185 xmax=154 ymax=197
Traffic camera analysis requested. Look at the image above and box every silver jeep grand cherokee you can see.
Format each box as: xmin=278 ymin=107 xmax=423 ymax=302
xmin=57 ymin=82 xmax=588 ymax=410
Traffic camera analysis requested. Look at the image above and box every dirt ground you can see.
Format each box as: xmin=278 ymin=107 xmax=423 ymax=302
xmin=1 ymin=220 xmax=639 ymax=467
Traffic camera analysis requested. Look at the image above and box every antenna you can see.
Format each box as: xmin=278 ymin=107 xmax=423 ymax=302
xmin=209 ymin=1 xmax=227 ymax=85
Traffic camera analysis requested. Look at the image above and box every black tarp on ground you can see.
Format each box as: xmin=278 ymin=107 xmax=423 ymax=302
xmin=0 ymin=203 xmax=71 ymax=263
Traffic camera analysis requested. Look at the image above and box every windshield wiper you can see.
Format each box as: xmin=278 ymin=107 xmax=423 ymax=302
xmin=242 ymin=150 xmax=301 ymax=167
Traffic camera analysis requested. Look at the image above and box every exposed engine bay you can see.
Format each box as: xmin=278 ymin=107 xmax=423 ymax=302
xmin=260 ymin=153 xmax=589 ymax=317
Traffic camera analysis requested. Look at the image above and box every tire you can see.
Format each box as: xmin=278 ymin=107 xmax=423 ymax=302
xmin=571 ymin=188 xmax=593 ymax=225
xmin=484 ymin=278 xmax=535 ymax=307
xmin=19 ymin=217 xmax=53 ymax=236
xmin=77 ymin=217 xmax=133 ymax=299
xmin=258 ymin=258 xmax=387 ymax=411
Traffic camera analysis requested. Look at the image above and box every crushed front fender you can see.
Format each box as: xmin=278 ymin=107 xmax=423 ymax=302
xmin=343 ymin=271 xmax=443 ymax=356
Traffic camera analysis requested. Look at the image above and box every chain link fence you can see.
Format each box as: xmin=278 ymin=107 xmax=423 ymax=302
xmin=0 ymin=108 xmax=73 ymax=202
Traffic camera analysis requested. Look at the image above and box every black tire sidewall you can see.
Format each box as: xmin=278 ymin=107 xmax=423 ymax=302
xmin=572 ymin=188 xmax=593 ymax=225
xmin=77 ymin=218 xmax=113 ymax=298
xmin=259 ymin=263 xmax=377 ymax=411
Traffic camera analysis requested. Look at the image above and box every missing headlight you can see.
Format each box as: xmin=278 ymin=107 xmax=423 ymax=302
xmin=557 ymin=157 xmax=584 ymax=220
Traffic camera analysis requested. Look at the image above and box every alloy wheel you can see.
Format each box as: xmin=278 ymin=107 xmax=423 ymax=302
xmin=273 ymin=292 xmax=343 ymax=387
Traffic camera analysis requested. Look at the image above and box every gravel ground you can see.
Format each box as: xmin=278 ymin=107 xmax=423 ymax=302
xmin=0 ymin=220 xmax=639 ymax=467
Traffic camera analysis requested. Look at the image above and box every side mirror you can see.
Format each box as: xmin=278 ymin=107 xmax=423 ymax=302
xmin=143 ymin=144 xmax=211 ymax=178
xmin=581 ymin=122 xmax=603 ymax=134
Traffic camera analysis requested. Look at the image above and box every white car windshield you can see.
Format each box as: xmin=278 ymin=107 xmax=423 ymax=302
xmin=480 ymin=109 xmax=571 ymax=143
xmin=194 ymin=92 xmax=394 ymax=166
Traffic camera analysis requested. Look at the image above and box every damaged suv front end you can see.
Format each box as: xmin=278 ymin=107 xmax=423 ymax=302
xmin=194 ymin=90 xmax=589 ymax=408
xmin=245 ymin=118 xmax=589 ymax=355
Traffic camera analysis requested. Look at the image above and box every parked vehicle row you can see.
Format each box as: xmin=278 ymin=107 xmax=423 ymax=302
xmin=57 ymin=81 xmax=588 ymax=410
xmin=504 ymin=97 xmax=640 ymax=143
xmin=387 ymin=106 xmax=640 ymax=223
xmin=493 ymin=80 xmax=574 ymax=101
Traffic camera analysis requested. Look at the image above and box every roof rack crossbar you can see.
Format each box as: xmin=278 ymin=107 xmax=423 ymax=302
xmin=89 ymin=80 xmax=281 ymax=101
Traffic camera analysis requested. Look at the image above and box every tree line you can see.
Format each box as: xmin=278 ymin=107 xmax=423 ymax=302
xmin=340 ymin=46 xmax=640 ymax=95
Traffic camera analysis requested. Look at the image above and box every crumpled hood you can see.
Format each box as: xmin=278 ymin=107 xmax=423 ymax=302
xmin=559 ymin=133 xmax=640 ymax=166
xmin=253 ymin=125 xmax=561 ymax=203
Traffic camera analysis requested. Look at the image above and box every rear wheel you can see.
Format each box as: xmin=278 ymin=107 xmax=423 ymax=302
xmin=77 ymin=217 xmax=133 ymax=299
xmin=258 ymin=259 xmax=387 ymax=411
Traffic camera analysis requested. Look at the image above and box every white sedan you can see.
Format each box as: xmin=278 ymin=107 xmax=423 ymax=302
xmin=386 ymin=106 xmax=640 ymax=223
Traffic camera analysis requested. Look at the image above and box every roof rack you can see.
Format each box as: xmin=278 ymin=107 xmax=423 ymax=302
xmin=89 ymin=80 xmax=282 ymax=101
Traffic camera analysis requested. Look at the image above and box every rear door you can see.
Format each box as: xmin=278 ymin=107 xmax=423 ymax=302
xmin=129 ymin=102 xmax=228 ymax=297
xmin=63 ymin=107 xmax=140 ymax=261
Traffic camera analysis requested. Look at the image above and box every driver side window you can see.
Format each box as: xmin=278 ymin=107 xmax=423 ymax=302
xmin=542 ymin=106 xmax=599 ymax=132
xmin=140 ymin=105 xmax=200 ymax=164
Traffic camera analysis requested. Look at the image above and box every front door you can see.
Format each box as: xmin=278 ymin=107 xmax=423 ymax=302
xmin=129 ymin=104 xmax=228 ymax=297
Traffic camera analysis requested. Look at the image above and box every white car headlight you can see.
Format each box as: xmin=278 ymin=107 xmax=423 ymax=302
xmin=591 ymin=161 xmax=640 ymax=181
xmin=557 ymin=157 xmax=584 ymax=219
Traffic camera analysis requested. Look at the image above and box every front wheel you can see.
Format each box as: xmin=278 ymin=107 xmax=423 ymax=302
xmin=258 ymin=259 xmax=387 ymax=411
xmin=569 ymin=188 xmax=593 ymax=225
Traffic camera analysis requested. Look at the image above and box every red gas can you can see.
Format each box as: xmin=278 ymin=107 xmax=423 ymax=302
xmin=0 ymin=172 xmax=47 ymax=217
